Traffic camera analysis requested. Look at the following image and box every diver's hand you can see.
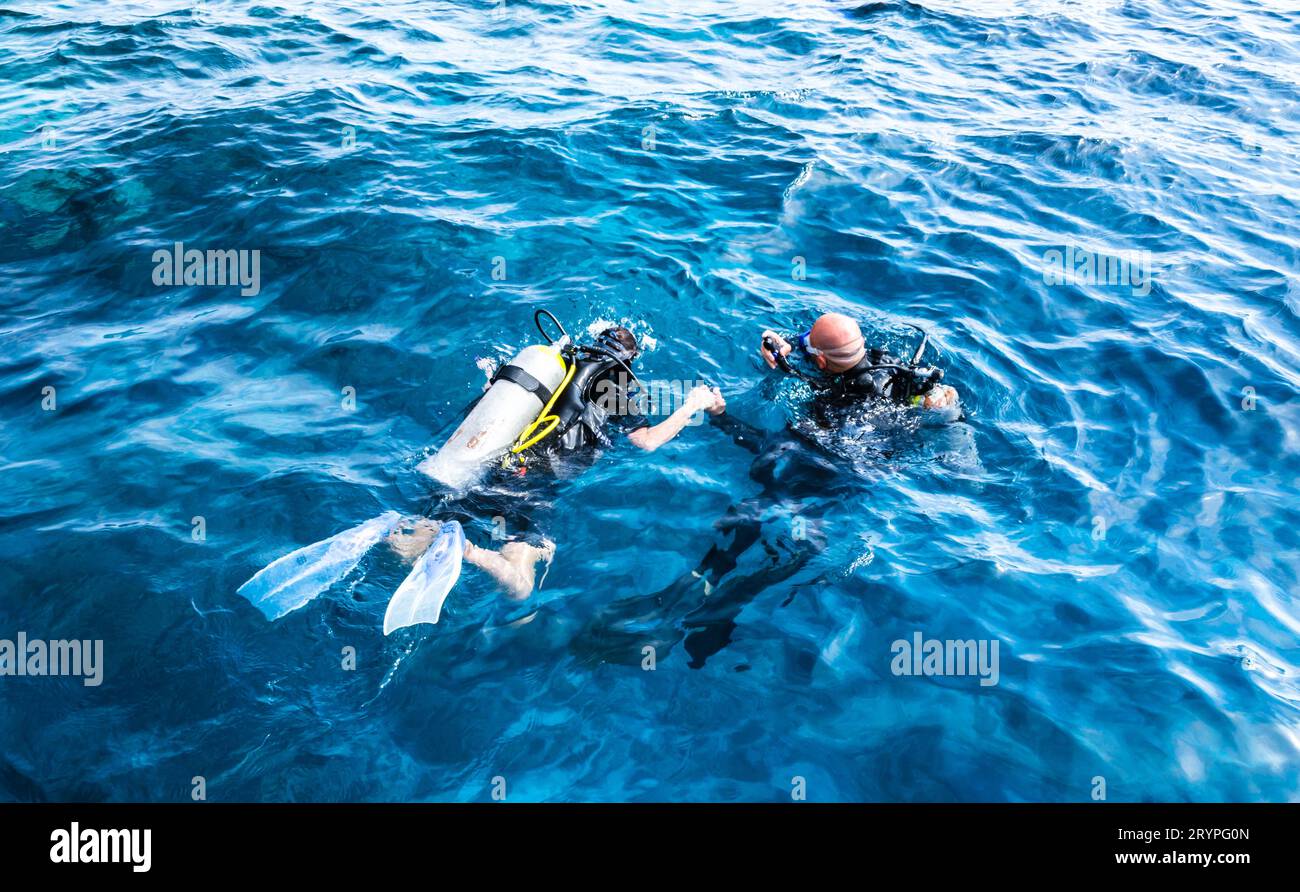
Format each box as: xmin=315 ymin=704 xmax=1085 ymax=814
xmin=475 ymin=357 xmax=497 ymax=391
xmin=689 ymin=386 xmax=725 ymax=415
xmin=705 ymin=387 xmax=725 ymax=416
xmin=759 ymin=330 xmax=792 ymax=369
xmin=685 ymin=385 xmax=723 ymax=415
xmin=923 ymin=384 xmax=959 ymax=410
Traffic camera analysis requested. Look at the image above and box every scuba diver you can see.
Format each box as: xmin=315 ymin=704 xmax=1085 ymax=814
xmin=578 ymin=312 xmax=965 ymax=669
xmin=758 ymin=312 xmax=962 ymax=422
xmin=237 ymin=310 xmax=725 ymax=633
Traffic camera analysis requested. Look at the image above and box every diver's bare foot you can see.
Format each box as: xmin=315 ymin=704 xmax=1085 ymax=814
xmin=503 ymin=539 xmax=554 ymax=568
xmin=514 ymin=538 xmax=555 ymax=565
xmin=461 ymin=538 xmax=555 ymax=601
xmin=387 ymin=517 xmax=440 ymax=564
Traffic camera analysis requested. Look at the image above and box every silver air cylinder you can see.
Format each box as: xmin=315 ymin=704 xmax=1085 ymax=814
xmin=418 ymin=343 xmax=568 ymax=491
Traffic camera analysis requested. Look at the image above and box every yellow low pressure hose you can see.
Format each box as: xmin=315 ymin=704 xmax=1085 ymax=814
xmin=511 ymin=353 xmax=576 ymax=454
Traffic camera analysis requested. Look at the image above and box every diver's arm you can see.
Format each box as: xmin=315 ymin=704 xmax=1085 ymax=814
xmin=628 ymin=386 xmax=724 ymax=452
xmin=707 ymin=410 xmax=764 ymax=455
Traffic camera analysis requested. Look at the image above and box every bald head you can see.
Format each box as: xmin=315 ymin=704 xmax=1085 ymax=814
xmin=808 ymin=313 xmax=866 ymax=372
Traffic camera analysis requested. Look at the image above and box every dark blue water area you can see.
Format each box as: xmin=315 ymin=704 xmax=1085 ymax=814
xmin=0 ymin=0 xmax=1298 ymax=802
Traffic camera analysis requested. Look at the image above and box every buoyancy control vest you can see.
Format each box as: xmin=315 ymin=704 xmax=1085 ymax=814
xmin=829 ymin=348 xmax=944 ymax=404
xmin=546 ymin=351 xmax=633 ymax=452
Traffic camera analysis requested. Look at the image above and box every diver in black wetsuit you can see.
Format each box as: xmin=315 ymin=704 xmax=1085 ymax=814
xmin=578 ymin=312 xmax=962 ymax=668
xmin=394 ymin=324 xmax=726 ymax=600
xmin=238 ymin=317 xmax=729 ymax=629
xmin=758 ymin=311 xmax=962 ymax=423
xmin=519 ymin=326 xmax=725 ymax=464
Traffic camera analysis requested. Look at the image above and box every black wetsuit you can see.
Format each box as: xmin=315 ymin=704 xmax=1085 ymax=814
xmin=799 ymin=348 xmax=942 ymax=427
xmin=693 ymin=346 xmax=944 ymax=585
xmin=575 ymin=409 xmax=847 ymax=669
xmin=529 ymin=358 xmax=648 ymax=470
xmin=578 ymin=348 xmax=941 ymax=669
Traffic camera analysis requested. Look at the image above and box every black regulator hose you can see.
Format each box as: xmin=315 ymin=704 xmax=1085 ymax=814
xmin=763 ymin=335 xmax=833 ymax=390
xmin=904 ymin=322 xmax=930 ymax=365
xmin=534 ymin=308 xmax=569 ymax=345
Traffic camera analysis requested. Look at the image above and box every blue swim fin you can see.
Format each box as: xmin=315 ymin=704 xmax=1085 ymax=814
xmin=238 ymin=511 xmax=402 ymax=620
xmin=383 ymin=520 xmax=465 ymax=634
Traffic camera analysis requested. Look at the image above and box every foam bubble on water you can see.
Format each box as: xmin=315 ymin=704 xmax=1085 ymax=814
xmin=846 ymin=540 xmax=876 ymax=574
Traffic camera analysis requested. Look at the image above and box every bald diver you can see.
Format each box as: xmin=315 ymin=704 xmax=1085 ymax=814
xmin=758 ymin=311 xmax=962 ymax=423
xmin=579 ymin=312 xmax=965 ymax=668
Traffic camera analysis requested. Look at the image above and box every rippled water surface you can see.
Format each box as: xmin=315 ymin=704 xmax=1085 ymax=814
xmin=2 ymin=0 xmax=1298 ymax=801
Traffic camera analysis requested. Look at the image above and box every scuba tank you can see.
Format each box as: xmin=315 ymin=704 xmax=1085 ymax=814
xmin=418 ymin=310 xmax=639 ymax=489
xmin=418 ymin=337 xmax=570 ymax=490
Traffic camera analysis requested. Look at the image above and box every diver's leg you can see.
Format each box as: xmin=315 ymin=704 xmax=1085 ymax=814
xmin=503 ymin=538 xmax=554 ymax=582
xmin=463 ymin=539 xmax=552 ymax=601
xmin=682 ymin=530 xmax=823 ymax=668
xmin=688 ymin=427 xmax=804 ymax=590
xmin=570 ymin=495 xmax=766 ymax=667
xmin=693 ymin=500 xmax=765 ymax=592
xmin=708 ymin=412 xmax=766 ymax=456
xmin=583 ymin=427 xmax=833 ymax=666
xmin=573 ymin=525 xmax=818 ymax=670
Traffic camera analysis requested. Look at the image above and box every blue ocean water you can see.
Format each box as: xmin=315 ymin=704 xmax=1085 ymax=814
xmin=1 ymin=0 xmax=1298 ymax=803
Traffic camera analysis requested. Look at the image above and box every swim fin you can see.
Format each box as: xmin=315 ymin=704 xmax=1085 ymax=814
xmin=383 ymin=520 xmax=465 ymax=634
xmin=237 ymin=511 xmax=403 ymax=620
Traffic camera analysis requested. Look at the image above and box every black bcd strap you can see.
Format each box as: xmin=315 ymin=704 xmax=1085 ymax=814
xmin=491 ymin=363 xmax=554 ymax=406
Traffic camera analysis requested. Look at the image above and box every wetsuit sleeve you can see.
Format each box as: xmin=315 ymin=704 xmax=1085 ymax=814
xmin=708 ymin=412 xmax=765 ymax=455
xmin=612 ymin=404 xmax=650 ymax=433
